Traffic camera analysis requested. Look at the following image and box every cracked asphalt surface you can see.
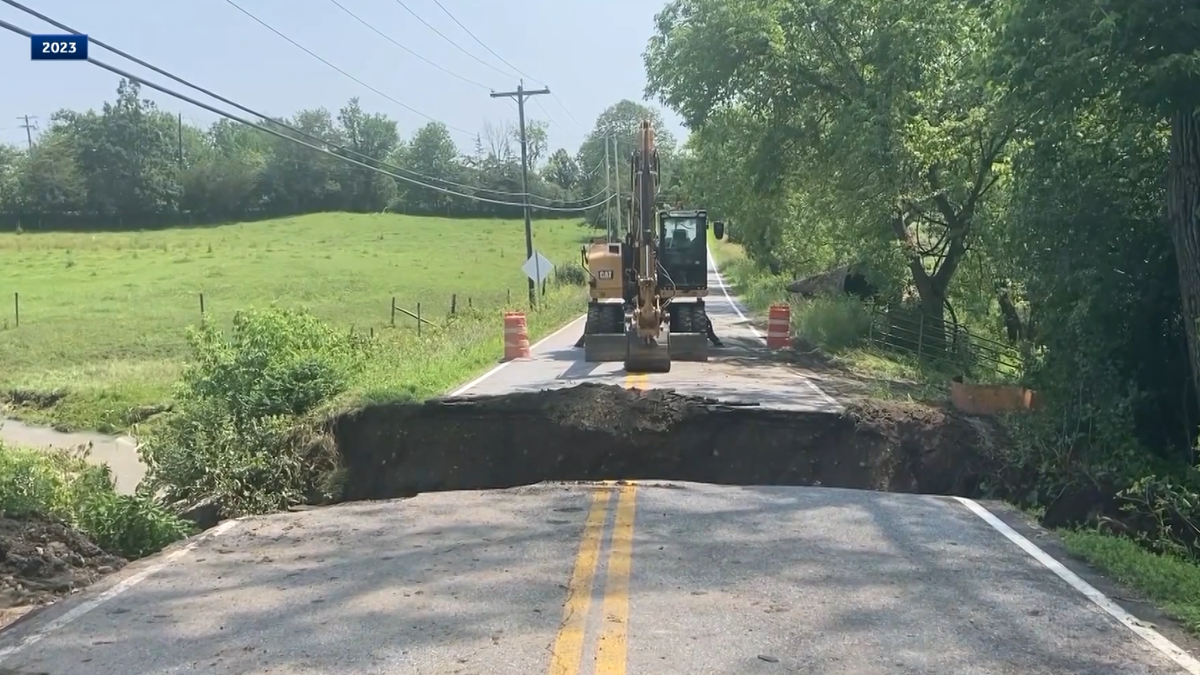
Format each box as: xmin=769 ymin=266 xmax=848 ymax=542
xmin=0 ymin=255 xmax=1192 ymax=674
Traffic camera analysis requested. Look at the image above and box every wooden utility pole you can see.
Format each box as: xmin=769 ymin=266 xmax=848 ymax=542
xmin=16 ymin=115 xmax=36 ymax=150
xmin=490 ymin=80 xmax=550 ymax=308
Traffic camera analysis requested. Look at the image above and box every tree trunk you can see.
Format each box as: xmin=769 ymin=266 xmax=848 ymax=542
xmin=1168 ymin=108 xmax=1200 ymax=425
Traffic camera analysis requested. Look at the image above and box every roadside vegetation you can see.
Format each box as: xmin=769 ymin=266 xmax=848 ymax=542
xmin=0 ymin=440 xmax=188 ymax=559
xmin=672 ymin=0 xmax=1199 ymax=629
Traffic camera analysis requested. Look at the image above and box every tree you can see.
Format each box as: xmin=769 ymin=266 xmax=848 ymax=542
xmin=400 ymin=122 xmax=460 ymax=214
xmin=576 ymin=100 xmax=677 ymax=205
xmin=541 ymin=148 xmax=580 ymax=191
xmin=1000 ymin=0 xmax=1200 ymax=421
xmin=645 ymin=0 xmax=1011 ymax=332
xmin=337 ymin=97 xmax=399 ymax=212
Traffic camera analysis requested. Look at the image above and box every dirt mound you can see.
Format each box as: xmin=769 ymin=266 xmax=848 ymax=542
xmin=0 ymin=514 xmax=126 ymax=610
xmin=332 ymin=383 xmax=998 ymax=501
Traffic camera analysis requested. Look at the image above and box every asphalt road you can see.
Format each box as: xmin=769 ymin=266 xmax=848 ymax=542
xmin=0 ymin=255 xmax=1196 ymax=674
xmin=454 ymin=252 xmax=843 ymax=413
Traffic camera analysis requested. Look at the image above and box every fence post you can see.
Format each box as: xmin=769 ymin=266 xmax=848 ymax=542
xmin=13 ymin=292 xmax=17 ymax=328
xmin=451 ymin=293 xmax=457 ymax=315
xmin=199 ymin=293 xmax=205 ymax=317
xmin=507 ymin=289 xmax=511 ymax=305
xmin=417 ymin=302 xmax=422 ymax=336
xmin=917 ymin=312 xmax=925 ymax=358
xmin=468 ymin=297 xmax=473 ymax=309
xmin=390 ymin=296 xmax=396 ymax=327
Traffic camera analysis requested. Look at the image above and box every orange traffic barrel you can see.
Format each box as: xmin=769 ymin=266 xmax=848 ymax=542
xmin=503 ymin=311 xmax=530 ymax=360
xmin=766 ymin=304 xmax=791 ymax=349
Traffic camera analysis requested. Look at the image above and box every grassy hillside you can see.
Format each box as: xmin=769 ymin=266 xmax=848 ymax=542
xmin=0 ymin=213 xmax=590 ymax=431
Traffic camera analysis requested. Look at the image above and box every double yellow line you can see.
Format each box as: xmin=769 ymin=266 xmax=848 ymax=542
xmin=547 ymin=487 xmax=639 ymax=672
xmin=545 ymin=372 xmax=647 ymax=675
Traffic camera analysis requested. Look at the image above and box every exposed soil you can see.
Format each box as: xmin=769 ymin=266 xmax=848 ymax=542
xmin=0 ymin=514 xmax=126 ymax=617
xmin=332 ymin=382 xmax=1001 ymax=502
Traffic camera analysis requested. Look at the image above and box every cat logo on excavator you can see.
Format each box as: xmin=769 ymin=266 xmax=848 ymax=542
xmin=574 ymin=120 xmax=725 ymax=373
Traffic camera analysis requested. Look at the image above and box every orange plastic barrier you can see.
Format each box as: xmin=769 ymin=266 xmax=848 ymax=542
xmin=503 ymin=311 xmax=530 ymax=360
xmin=766 ymin=304 xmax=791 ymax=349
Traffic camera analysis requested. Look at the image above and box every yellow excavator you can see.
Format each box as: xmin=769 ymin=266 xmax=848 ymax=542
xmin=576 ymin=120 xmax=725 ymax=373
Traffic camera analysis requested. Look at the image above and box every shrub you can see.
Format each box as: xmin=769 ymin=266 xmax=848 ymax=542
xmin=793 ymin=295 xmax=874 ymax=353
xmin=554 ymin=262 xmax=588 ymax=286
xmin=139 ymin=307 xmax=370 ymax=515
xmin=0 ymin=441 xmax=190 ymax=559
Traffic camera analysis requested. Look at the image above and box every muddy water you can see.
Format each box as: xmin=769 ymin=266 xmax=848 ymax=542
xmin=0 ymin=418 xmax=145 ymax=494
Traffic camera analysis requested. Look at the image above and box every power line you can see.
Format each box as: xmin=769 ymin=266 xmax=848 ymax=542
xmin=220 ymin=0 xmax=476 ymax=136
xmin=324 ymin=0 xmax=491 ymax=90
xmin=0 ymin=16 xmax=614 ymax=213
xmin=0 ymin=0 xmax=574 ymax=201
xmin=387 ymin=0 xmax=515 ymax=80
xmin=424 ymin=0 xmax=584 ymax=129
xmin=429 ymin=0 xmax=536 ymax=84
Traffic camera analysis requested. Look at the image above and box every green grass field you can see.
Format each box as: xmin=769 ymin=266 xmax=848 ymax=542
xmin=0 ymin=213 xmax=591 ymax=432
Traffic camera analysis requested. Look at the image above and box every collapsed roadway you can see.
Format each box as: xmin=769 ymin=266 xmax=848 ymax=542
xmin=1 ymin=261 xmax=1196 ymax=675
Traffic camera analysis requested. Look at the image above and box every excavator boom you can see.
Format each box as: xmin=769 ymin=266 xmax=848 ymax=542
xmin=624 ymin=121 xmax=671 ymax=372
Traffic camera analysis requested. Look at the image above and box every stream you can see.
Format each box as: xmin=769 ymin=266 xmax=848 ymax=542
xmin=0 ymin=418 xmax=145 ymax=494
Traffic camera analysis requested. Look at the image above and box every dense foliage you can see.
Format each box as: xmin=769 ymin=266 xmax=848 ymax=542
xmin=647 ymin=0 xmax=1200 ymax=552
xmin=0 ymin=82 xmax=679 ymax=230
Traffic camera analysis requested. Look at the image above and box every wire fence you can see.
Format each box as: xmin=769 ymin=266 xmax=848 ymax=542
xmin=866 ymin=305 xmax=1022 ymax=379
xmin=2 ymin=282 xmax=562 ymax=336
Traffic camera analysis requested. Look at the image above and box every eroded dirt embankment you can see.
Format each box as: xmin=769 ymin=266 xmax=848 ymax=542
xmin=332 ymin=383 xmax=1000 ymax=501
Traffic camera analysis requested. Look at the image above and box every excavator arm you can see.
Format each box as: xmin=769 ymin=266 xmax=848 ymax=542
xmin=623 ymin=121 xmax=672 ymax=372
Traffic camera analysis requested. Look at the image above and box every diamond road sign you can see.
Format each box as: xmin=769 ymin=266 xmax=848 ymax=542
xmin=521 ymin=250 xmax=555 ymax=285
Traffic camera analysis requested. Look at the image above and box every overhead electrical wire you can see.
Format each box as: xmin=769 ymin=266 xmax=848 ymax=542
xmin=0 ymin=17 xmax=614 ymax=212
xmin=323 ymin=0 xmax=491 ymax=91
xmin=425 ymin=0 xmax=583 ymax=129
xmin=220 ymin=0 xmax=478 ymax=136
xmin=427 ymin=0 xmax=533 ymax=84
xmin=225 ymin=0 xmax=561 ymax=152
xmin=0 ymin=0 xmax=600 ymax=203
xmin=387 ymin=0 xmax=515 ymax=81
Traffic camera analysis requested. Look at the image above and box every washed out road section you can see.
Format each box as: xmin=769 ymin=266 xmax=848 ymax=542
xmin=1 ymin=482 xmax=1192 ymax=674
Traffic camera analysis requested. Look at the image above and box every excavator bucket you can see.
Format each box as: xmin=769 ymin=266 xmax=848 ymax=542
xmin=584 ymin=333 xmax=627 ymax=362
xmin=668 ymin=332 xmax=708 ymax=362
xmin=624 ymin=332 xmax=672 ymax=373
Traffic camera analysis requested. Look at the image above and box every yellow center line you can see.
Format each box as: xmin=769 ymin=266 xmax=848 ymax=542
xmin=623 ymin=373 xmax=650 ymax=390
xmin=595 ymin=485 xmax=637 ymax=675
xmin=547 ymin=488 xmax=612 ymax=675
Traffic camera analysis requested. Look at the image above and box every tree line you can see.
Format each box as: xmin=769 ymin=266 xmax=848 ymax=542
xmin=651 ymin=0 xmax=1200 ymax=547
xmin=0 ymin=81 xmax=682 ymax=231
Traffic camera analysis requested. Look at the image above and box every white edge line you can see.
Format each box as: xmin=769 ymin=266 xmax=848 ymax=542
xmin=955 ymin=496 xmax=1200 ymax=674
xmin=0 ymin=518 xmax=241 ymax=661
xmin=448 ymin=313 xmax=588 ymax=396
xmin=706 ymin=249 xmax=843 ymax=411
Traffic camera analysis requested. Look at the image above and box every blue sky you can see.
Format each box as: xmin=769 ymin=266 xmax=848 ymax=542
xmin=0 ymin=0 xmax=686 ymax=156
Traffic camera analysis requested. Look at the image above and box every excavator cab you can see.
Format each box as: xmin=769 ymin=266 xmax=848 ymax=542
xmin=658 ymin=210 xmax=709 ymax=291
